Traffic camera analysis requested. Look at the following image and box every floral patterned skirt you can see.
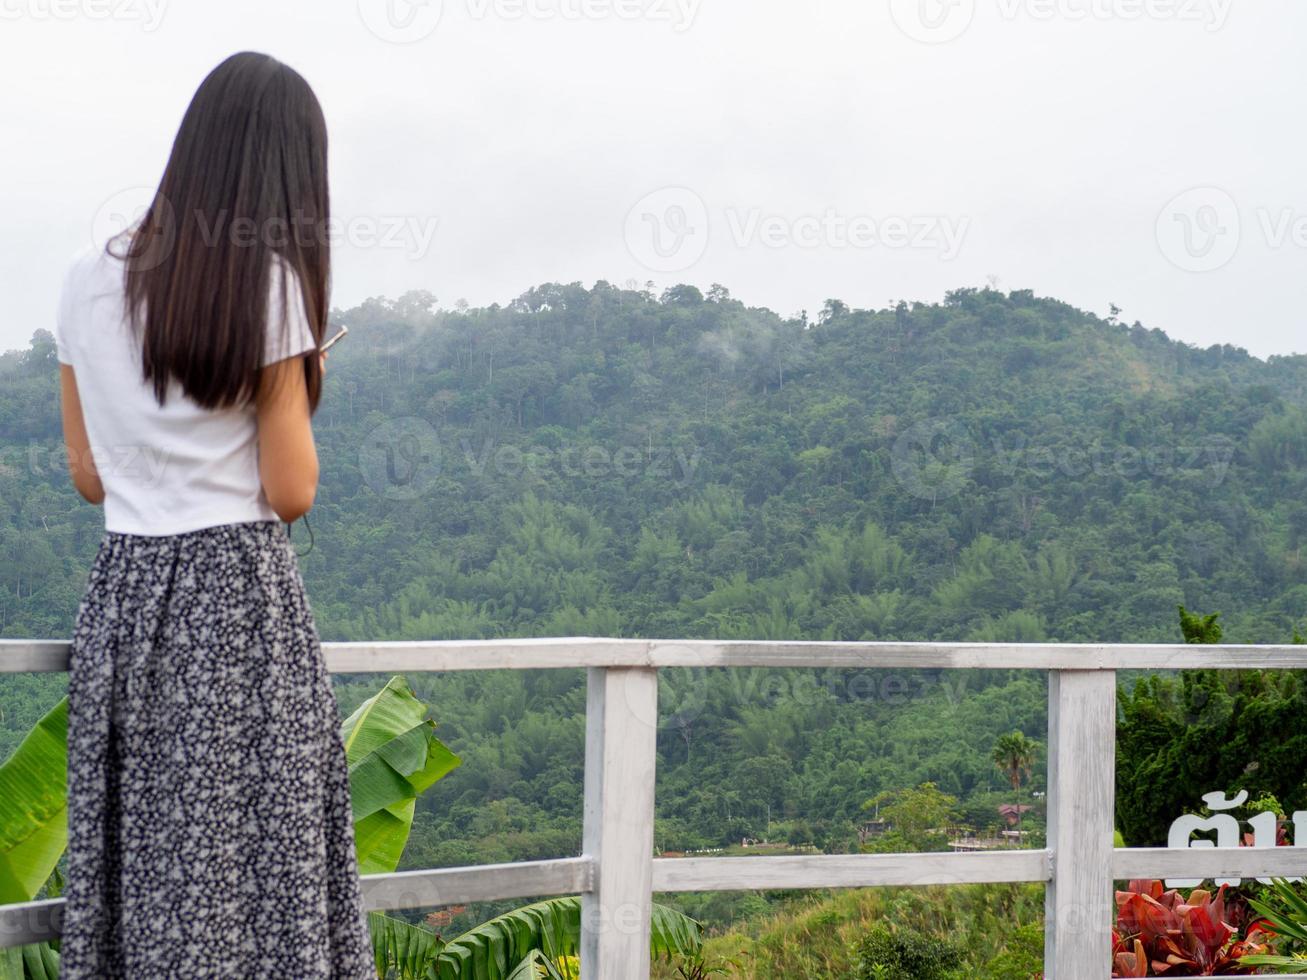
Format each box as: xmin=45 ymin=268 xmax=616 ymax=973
xmin=60 ymin=521 xmax=375 ymax=979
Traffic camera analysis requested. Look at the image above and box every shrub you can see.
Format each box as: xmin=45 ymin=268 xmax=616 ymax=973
xmin=981 ymin=922 xmax=1044 ymax=979
xmin=852 ymin=925 xmax=964 ymax=980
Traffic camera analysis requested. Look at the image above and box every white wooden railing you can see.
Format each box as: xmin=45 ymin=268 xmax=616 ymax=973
xmin=4 ymin=638 xmax=1307 ymax=980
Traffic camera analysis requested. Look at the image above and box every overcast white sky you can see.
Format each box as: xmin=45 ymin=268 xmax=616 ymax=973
xmin=2 ymin=0 xmax=1305 ymax=357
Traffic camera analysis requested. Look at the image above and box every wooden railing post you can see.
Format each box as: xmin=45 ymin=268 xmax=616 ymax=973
xmin=581 ymin=666 xmax=659 ymax=979
xmin=1045 ymin=669 xmax=1117 ymax=979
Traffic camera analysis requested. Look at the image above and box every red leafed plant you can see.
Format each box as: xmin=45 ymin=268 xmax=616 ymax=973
xmin=1111 ymin=879 xmax=1275 ymax=976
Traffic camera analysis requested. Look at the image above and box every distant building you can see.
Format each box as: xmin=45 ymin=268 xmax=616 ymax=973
xmin=997 ymin=803 xmax=1033 ymax=828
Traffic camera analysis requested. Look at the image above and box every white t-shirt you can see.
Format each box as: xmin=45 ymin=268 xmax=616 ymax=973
xmin=54 ymin=247 xmax=319 ymax=536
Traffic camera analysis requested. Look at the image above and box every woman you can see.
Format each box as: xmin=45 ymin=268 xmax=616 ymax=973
xmin=54 ymin=52 xmax=374 ymax=978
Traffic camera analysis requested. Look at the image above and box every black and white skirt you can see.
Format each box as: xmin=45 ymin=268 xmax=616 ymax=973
xmin=60 ymin=521 xmax=375 ymax=979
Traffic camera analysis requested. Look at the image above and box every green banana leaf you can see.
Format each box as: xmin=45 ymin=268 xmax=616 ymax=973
xmin=428 ymin=896 xmax=703 ymax=980
xmin=505 ymin=949 xmax=569 ymax=980
xmin=369 ymin=908 xmax=445 ymax=980
xmin=369 ymin=897 xmax=705 ymax=980
xmin=0 ymin=699 xmax=67 ymax=904
xmin=341 ymin=676 xmax=460 ymax=874
xmin=0 ymin=697 xmax=69 ymax=979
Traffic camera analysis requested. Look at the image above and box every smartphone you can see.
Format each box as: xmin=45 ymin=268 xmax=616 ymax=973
xmin=320 ymin=325 xmax=349 ymax=353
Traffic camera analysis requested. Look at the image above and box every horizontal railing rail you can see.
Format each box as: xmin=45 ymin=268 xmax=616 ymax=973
xmin=8 ymin=637 xmax=1307 ymax=673
xmin=2 ymin=638 xmax=1306 ymax=979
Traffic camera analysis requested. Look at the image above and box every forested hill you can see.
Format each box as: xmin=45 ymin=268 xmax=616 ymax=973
xmin=8 ymin=281 xmax=1307 ymax=930
xmin=5 ymin=281 xmax=1307 ymax=645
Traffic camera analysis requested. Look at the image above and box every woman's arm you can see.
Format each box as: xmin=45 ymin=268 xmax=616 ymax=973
xmin=59 ymin=364 xmax=105 ymax=505
xmin=256 ymin=355 xmax=320 ymax=523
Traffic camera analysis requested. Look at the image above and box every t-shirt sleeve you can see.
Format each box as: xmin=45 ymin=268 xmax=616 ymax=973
xmin=262 ymin=258 xmax=319 ymax=367
xmin=54 ymin=252 xmax=86 ymax=365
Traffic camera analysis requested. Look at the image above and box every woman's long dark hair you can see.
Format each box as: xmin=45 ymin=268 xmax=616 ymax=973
xmin=113 ymin=51 xmax=329 ymax=411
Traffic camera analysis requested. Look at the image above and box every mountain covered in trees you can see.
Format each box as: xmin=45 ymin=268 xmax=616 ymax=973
xmin=4 ymin=280 xmax=1307 ymax=933
xmin=8 ymin=281 xmax=1307 ymax=643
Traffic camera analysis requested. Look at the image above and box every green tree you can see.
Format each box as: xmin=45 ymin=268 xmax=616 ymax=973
xmin=1116 ymin=609 xmax=1307 ymax=845
xmin=862 ymin=782 xmax=957 ymax=853
xmin=991 ymin=731 xmax=1039 ymax=845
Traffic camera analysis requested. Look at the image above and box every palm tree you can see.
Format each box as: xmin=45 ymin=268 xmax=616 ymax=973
xmin=991 ymin=731 xmax=1039 ymax=846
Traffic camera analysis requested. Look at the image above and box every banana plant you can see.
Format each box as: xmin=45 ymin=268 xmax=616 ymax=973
xmin=0 ymin=674 xmax=459 ymax=980
xmin=341 ymin=676 xmax=461 ymax=874
xmin=370 ymin=895 xmax=705 ymax=980
xmin=0 ymin=698 xmax=68 ymax=980
xmin=0 ymin=699 xmax=67 ymax=904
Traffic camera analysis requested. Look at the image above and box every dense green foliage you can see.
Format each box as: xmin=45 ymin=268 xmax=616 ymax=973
xmin=682 ymin=884 xmax=1044 ymax=979
xmin=6 ymin=281 xmax=1307 ymax=951
xmin=1115 ymin=605 xmax=1307 ymax=846
xmin=1116 ymin=657 xmax=1307 ymax=846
